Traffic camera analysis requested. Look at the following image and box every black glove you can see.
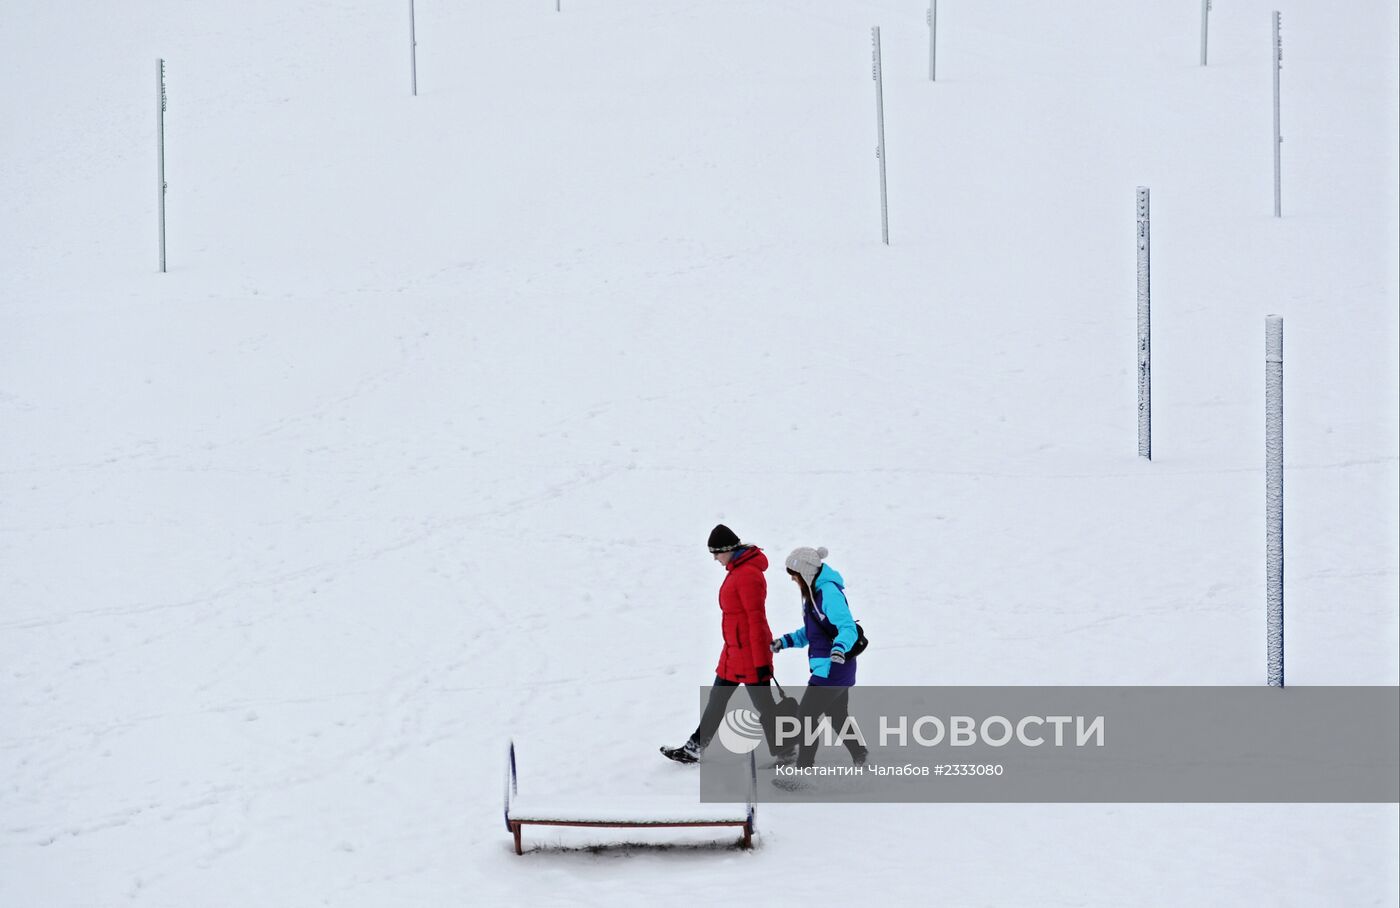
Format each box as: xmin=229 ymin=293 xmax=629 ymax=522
xmin=757 ymin=664 xmax=773 ymax=682
xmin=830 ymin=649 xmax=846 ymax=665
xmin=770 ymin=639 xmax=783 ymax=653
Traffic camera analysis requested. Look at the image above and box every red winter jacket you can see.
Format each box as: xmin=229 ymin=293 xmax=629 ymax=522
xmin=714 ymin=547 xmax=775 ymax=683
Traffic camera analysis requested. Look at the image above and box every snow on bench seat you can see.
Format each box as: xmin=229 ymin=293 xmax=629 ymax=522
xmin=503 ymin=742 xmax=756 ymax=854
xmin=507 ymin=797 xmax=749 ymax=825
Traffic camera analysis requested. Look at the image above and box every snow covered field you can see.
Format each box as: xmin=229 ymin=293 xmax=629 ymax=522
xmin=2 ymin=1 xmax=1396 ymax=904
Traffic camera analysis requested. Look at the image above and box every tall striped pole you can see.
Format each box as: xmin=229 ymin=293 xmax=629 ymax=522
xmin=1265 ymin=316 xmax=1285 ymax=686
xmin=410 ymin=0 xmax=419 ymax=96
xmin=1272 ymin=11 xmax=1282 ymax=217
xmin=872 ymin=27 xmax=889 ymax=245
xmin=928 ymin=1 xmax=938 ymax=81
xmin=1200 ymin=0 xmax=1211 ymax=66
xmin=157 ymin=58 xmax=167 ymax=274
xmin=1136 ymin=187 xmax=1151 ymax=459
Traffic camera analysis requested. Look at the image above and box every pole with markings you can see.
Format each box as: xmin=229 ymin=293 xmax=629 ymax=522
xmin=928 ymin=1 xmax=937 ymax=81
xmin=410 ymin=0 xmax=419 ymax=96
xmin=1200 ymin=0 xmax=1211 ymax=66
xmin=157 ymin=58 xmax=167 ymax=274
xmin=1136 ymin=187 xmax=1151 ymax=460
xmin=1273 ymin=11 xmax=1282 ymax=217
xmin=1265 ymin=316 xmax=1285 ymax=687
xmin=872 ymin=27 xmax=889 ymax=245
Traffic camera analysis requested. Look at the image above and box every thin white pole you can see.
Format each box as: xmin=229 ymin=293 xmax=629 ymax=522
xmin=1136 ymin=187 xmax=1151 ymax=460
xmin=157 ymin=58 xmax=167 ymax=274
xmin=872 ymin=27 xmax=889 ymax=246
xmin=410 ymin=0 xmax=419 ymax=96
xmin=1265 ymin=315 xmax=1285 ymax=686
xmin=1273 ymin=11 xmax=1282 ymax=217
xmin=1200 ymin=0 xmax=1210 ymax=66
xmin=928 ymin=1 xmax=937 ymax=81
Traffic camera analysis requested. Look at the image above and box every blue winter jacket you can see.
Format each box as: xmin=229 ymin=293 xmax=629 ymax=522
xmin=776 ymin=564 xmax=858 ymax=681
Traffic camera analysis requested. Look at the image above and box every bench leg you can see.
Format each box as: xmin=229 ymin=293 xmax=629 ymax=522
xmin=512 ymin=822 xmax=523 ymax=855
xmin=742 ymin=821 xmax=752 ymax=849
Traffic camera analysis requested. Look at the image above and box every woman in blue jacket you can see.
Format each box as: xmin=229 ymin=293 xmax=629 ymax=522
xmin=771 ymin=546 xmax=867 ymax=768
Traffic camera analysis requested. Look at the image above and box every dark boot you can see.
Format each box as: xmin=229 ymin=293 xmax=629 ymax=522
xmin=660 ymin=738 xmax=703 ymax=764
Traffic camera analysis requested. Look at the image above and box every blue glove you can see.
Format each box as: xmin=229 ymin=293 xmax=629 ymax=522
xmin=830 ymin=649 xmax=846 ymax=665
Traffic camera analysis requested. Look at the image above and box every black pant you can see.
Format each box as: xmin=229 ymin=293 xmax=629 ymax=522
xmin=796 ymin=684 xmax=867 ymax=768
xmin=692 ymin=676 xmax=785 ymax=756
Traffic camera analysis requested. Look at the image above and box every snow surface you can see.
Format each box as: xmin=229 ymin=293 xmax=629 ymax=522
xmin=2 ymin=0 xmax=1397 ymax=905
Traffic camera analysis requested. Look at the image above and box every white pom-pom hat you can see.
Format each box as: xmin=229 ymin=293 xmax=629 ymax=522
xmin=784 ymin=546 xmax=829 ymax=588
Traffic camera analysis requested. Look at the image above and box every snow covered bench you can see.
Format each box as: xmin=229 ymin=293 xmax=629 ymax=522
xmin=504 ymin=742 xmax=756 ymax=855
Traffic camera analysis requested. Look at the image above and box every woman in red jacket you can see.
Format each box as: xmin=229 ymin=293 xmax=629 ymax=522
xmin=661 ymin=524 xmax=792 ymax=764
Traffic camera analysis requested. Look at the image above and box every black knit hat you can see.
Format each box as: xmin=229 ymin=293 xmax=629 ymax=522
xmin=707 ymin=523 xmax=741 ymax=553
